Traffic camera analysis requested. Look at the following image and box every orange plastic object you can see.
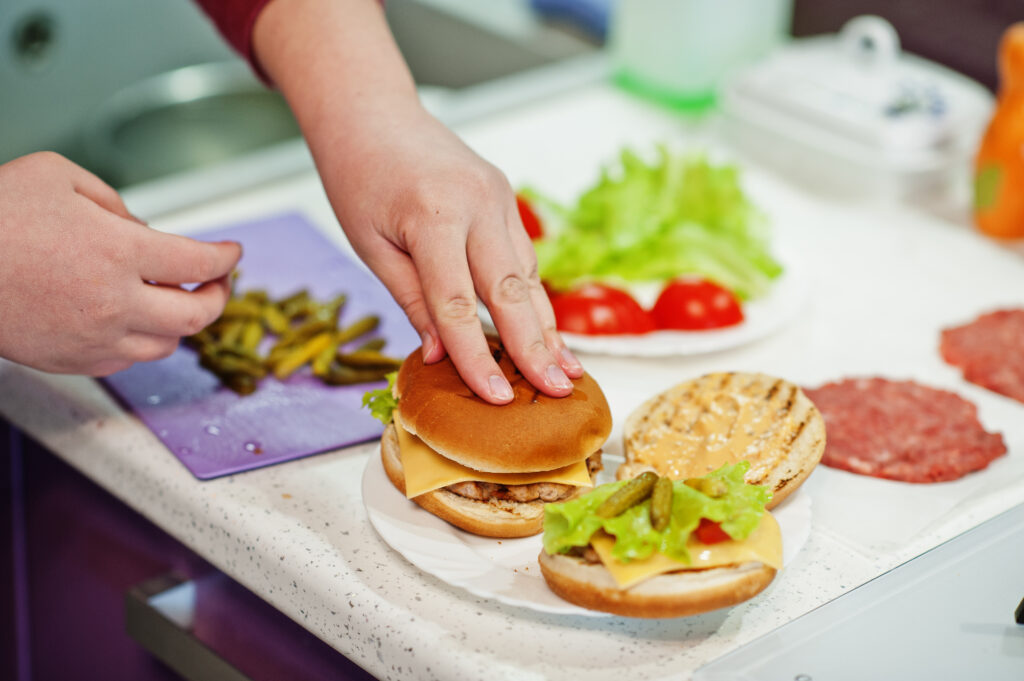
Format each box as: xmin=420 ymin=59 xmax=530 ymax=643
xmin=973 ymin=23 xmax=1024 ymax=239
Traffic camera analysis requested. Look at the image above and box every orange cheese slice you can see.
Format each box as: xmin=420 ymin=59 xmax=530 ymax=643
xmin=589 ymin=512 xmax=783 ymax=589
xmin=394 ymin=413 xmax=595 ymax=499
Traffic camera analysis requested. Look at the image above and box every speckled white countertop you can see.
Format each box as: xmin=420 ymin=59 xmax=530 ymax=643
xmin=2 ymin=83 xmax=1023 ymax=680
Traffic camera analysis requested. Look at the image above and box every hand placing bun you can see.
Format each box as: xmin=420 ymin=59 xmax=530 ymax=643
xmin=366 ymin=336 xmax=612 ymax=538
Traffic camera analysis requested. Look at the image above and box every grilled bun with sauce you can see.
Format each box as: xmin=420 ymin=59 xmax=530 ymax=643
xmin=619 ymin=372 xmax=825 ymax=509
xmin=539 ymin=463 xmax=782 ymax=618
xmin=368 ymin=337 xmax=612 ymax=538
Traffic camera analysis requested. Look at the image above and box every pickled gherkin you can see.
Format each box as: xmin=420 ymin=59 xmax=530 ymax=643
xmin=355 ymin=338 xmax=387 ymax=352
xmin=684 ymin=477 xmax=729 ymax=498
xmin=595 ymin=471 xmax=658 ymax=518
xmin=649 ymin=476 xmax=673 ymax=531
xmin=186 ymin=284 xmax=401 ymax=395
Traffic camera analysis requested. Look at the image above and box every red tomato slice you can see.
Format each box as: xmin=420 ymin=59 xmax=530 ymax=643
xmin=549 ymin=283 xmax=654 ymax=335
xmin=515 ymin=194 xmax=543 ymax=240
xmin=694 ymin=518 xmax=731 ymax=544
xmin=650 ymin=279 xmax=744 ymax=330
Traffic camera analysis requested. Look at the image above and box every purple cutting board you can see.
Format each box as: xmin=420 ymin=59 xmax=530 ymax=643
xmin=103 ymin=212 xmax=418 ymax=480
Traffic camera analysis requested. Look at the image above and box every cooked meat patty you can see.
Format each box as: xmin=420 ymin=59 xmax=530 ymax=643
xmin=446 ymin=451 xmax=603 ymax=503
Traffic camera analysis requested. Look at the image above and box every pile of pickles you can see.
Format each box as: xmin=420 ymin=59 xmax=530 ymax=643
xmin=185 ymin=288 xmax=402 ymax=395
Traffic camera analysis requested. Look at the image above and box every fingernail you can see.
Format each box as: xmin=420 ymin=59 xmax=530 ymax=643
xmin=489 ymin=374 xmax=514 ymax=401
xmin=560 ymin=347 xmax=582 ymax=372
xmin=420 ymin=331 xmax=435 ymax=358
xmin=546 ymin=364 xmax=573 ymax=391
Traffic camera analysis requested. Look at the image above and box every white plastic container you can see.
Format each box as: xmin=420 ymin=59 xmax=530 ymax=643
xmin=720 ymin=16 xmax=995 ymax=200
xmin=609 ymin=0 xmax=793 ymax=109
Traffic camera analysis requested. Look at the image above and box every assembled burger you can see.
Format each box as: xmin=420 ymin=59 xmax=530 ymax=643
xmin=537 ymin=370 xmax=827 ymax=617
xmin=539 ymin=463 xmax=782 ymax=618
xmin=364 ymin=337 xmax=611 ymax=538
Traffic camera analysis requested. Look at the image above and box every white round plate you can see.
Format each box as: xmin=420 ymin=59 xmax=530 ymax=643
xmin=362 ymin=452 xmax=812 ymax=616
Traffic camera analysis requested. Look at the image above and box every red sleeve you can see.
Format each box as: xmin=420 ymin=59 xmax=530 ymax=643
xmin=192 ymin=0 xmax=275 ymax=79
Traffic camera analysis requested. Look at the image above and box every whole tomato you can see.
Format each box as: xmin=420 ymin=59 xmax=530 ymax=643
xmin=515 ymin=194 xmax=544 ymax=240
xmin=650 ymin=279 xmax=743 ymax=330
xmin=549 ymin=283 xmax=654 ymax=335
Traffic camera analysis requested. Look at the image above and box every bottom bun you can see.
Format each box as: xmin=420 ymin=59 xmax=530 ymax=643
xmin=382 ymin=423 xmax=578 ymax=538
xmin=537 ymin=551 xmax=777 ymax=618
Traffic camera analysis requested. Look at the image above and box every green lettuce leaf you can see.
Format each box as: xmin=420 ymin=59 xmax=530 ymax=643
xmin=542 ymin=462 xmax=770 ymax=565
xmin=530 ymin=148 xmax=783 ymax=300
xmin=361 ymin=371 xmax=398 ymax=424
xmin=542 ymin=481 xmax=624 ymax=556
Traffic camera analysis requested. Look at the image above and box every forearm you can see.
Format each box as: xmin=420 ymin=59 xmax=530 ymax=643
xmin=252 ymin=0 xmax=423 ymax=166
xmin=250 ymin=0 xmax=580 ymax=403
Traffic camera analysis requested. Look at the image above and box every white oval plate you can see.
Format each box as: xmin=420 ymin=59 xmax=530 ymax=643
xmin=363 ymin=452 xmax=812 ymax=616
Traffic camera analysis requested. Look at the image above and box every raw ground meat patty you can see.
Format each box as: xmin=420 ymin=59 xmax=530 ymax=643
xmin=940 ymin=309 xmax=1024 ymax=404
xmin=803 ymin=378 xmax=1006 ymax=483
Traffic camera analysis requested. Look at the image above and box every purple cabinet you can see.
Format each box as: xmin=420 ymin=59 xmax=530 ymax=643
xmin=1 ymin=419 xmax=374 ymax=681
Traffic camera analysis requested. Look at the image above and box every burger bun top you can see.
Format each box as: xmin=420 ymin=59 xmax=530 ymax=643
xmin=395 ymin=338 xmax=612 ymax=474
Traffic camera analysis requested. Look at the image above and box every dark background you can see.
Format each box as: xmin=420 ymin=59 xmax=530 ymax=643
xmin=792 ymin=0 xmax=1022 ymax=93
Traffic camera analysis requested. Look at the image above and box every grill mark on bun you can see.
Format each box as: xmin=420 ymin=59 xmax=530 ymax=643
xmin=656 ymin=394 xmax=673 ymax=430
xmin=786 ymin=414 xmax=808 ymax=447
xmin=682 ymin=399 xmax=703 ymax=437
xmin=744 ymin=379 xmax=794 ymax=462
xmin=773 ymin=474 xmax=795 ymax=492
xmin=780 ymin=384 xmax=796 ymax=417
xmin=621 ymin=372 xmax=826 ymax=509
xmin=688 ymin=373 xmax=738 ymax=439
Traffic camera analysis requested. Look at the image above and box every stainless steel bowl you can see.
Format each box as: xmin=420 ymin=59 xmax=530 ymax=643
xmin=84 ymin=60 xmax=301 ymax=187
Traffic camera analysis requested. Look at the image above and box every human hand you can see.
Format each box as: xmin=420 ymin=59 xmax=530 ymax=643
xmin=253 ymin=0 xmax=582 ymax=405
xmin=0 ymin=152 xmax=242 ymax=375
xmin=322 ymin=109 xmax=584 ymax=404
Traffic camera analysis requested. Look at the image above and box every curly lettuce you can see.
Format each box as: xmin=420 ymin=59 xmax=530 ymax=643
xmin=542 ymin=462 xmax=770 ymax=565
xmin=529 ymin=148 xmax=783 ymax=300
xmin=361 ymin=371 xmax=398 ymax=424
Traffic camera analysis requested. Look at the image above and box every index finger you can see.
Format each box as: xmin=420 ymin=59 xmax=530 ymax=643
xmin=504 ymin=203 xmax=583 ymax=380
xmin=128 ymin=276 xmax=233 ymax=338
xmin=408 ymin=227 xmax=515 ymax=404
xmin=466 ymin=222 xmax=573 ymax=398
